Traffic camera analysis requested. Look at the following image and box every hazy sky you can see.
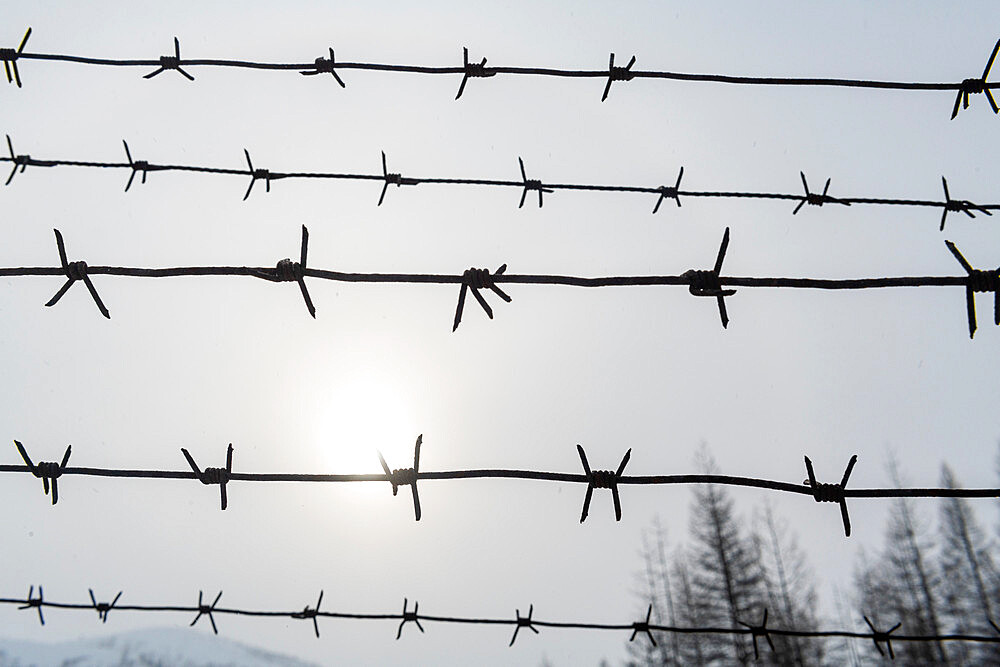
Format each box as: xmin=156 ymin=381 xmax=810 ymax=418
xmin=2 ymin=2 xmax=999 ymax=665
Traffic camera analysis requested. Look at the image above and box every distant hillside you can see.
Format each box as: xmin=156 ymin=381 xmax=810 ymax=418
xmin=0 ymin=627 xmax=319 ymax=667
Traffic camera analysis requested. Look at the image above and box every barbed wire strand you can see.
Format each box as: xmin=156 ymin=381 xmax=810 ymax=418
xmin=2 ymin=29 xmax=999 ymax=118
xmin=1 ymin=592 xmax=998 ymax=658
xmin=3 ymin=440 xmax=999 ymax=537
xmin=1 ymin=140 xmax=997 ymax=227
xmin=2 ymin=226 xmax=998 ymax=338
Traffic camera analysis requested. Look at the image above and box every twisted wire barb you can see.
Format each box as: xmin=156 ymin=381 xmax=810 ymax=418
xmin=3 ymin=441 xmax=999 ymax=534
xmin=2 ymin=227 xmax=998 ymax=336
xmin=1 ymin=592 xmax=998 ymax=654
xmin=2 ymin=144 xmax=995 ymax=223
xmin=5 ymin=29 xmax=1000 ymax=117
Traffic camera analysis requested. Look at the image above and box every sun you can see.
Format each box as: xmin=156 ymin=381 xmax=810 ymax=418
xmin=307 ymin=371 xmax=420 ymax=493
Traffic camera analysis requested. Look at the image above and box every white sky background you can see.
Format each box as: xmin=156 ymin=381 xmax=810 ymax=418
xmin=2 ymin=1 xmax=999 ymax=664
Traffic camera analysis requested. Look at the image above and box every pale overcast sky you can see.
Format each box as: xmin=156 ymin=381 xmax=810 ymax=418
xmin=1 ymin=2 xmax=999 ymax=665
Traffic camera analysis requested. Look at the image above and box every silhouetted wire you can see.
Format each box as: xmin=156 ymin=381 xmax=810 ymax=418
xmin=1 ymin=591 xmax=998 ymax=654
xmin=1 ymin=141 xmax=997 ymax=225
xmin=3 ymin=439 xmax=998 ymax=537
xmin=2 ymin=226 xmax=998 ymax=338
xmin=3 ymin=28 xmax=999 ymax=117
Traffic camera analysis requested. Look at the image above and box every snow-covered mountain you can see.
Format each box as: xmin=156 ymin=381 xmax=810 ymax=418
xmin=0 ymin=627 xmax=319 ymax=667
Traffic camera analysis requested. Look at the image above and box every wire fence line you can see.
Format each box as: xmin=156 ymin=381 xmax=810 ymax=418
xmin=4 ymin=439 xmax=999 ymax=537
xmin=2 ymin=138 xmax=998 ymax=227
xmin=2 ymin=29 xmax=999 ymax=117
xmin=2 ymin=588 xmax=998 ymax=657
xmin=1 ymin=226 xmax=998 ymax=337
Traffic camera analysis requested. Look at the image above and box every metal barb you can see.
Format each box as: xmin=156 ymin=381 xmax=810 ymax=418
xmin=300 ymin=47 xmax=345 ymax=87
xmin=944 ymin=239 xmax=1000 ymax=338
xmin=863 ymin=615 xmax=901 ymax=660
xmin=122 ymin=140 xmax=153 ymax=191
xmin=18 ymin=586 xmax=45 ymax=625
xmin=377 ymin=435 xmax=423 ymax=520
xmin=576 ymin=444 xmax=631 ymax=522
xmin=4 ymin=134 xmax=56 ymax=186
xmin=509 ymin=604 xmax=539 ymax=646
xmin=14 ymin=440 xmax=71 ymax=505
xmin=143 ymin=37 xmax=194 ymax=81
xmin=456 ymin=46 xmax=494 ymax=100
xmin=682 ymin=227 xmax=736 ymax=328
xmin=939 ymin=176 xmax=991 ymax=231
xmin=396 ymin=598 xmax=424 ymax=639
xmin=792 ymin=172 xmax=850 ymax=215
xmin=1 ymin=27 xmax=31 ymax=87
xmin=190 ymin=590 xmax=223 ymax=634
xmin=803 ymin=454 xmax=858 ymax=537
xmin=602 ymin=52 xmax=636 ymax=101
xmin=738 ymin=608 xmax=775 ymax=660
xmin=291 ymin=590 xmax=324 ymax=638
xmin=378 ymin=151 xmax=418 ymax=205
xmin=652 ymin=166 xmax=684 ymax=213
xmin=181 ymin=444 xmax=234 ymax=510
xmin=629 ymin=604 xmax=657 ymax=646
xmin=252 ymin=225 xmax=315 ymax=317
xmin=242 ymin=149 xmax=274 ymax=201
xmin=951 ymin=38 xmax=1000 ymax=119
xmin=88 ymin=589 xmax=122 ymax=623
xmin=452 ymin=264 xmax=511 ymax=331
xmin=44 ymin=229 xmax=111 ymax=318
xmin=517 ymin=157 xmax=553 ymax=208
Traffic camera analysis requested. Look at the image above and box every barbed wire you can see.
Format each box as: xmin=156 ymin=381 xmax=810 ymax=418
xmin=2 ymin=588 xmax=998 ymax=658
xmin=2 ymin=226 xmax=998 ymax=337
xmin=2 ymin=29 xmax=999 ymax=118
xmin=1 ymin=138 xmax=997 ymax=228
xmin=3 ymin=439 xmax=999 ymax=537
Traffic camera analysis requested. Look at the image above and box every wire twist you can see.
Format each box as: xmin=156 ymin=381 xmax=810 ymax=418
xmin=864 ymin=615 xmax=902 ymax=660
xmin=682 ymin=227 xmax=737 ymax=328
xmin=300 ymin=48 xmax=345 ymax=87
xmin=509 ymin=604 xmax=539 ymax=646
xmin=945 ymin=240 xmax=1000 ymax=338
xmin=377 ymin=435 xmax=423 ymax=521
xmin=738 ymin=608 xmax=775 ymax=660
xmin=89 ymin=589 xmax=122 ymax=623
xmin=291 ymin=591 xmax=324 ymax=638
xmin=181 ymin=444 xmax=233 ymax=510
xmin=396 ymin=598 xmax=424 ymax=640
xmin=577 ymin=444 xmax=631 ymax=522
xmin=190 ymin=591 xmax=223 ymax=635
xmin=1 ymin=27 xmax=31 ymax=87
xmin=143 ymin=37 xmax=194 ymax=81
xmin=456 ymin=47 xmax=494 ymax=99
xmin=629 ymin=604 xmax=656 ymax=646
xmin=452 ymin=264 xmax=511 ymax=331
xmin=13 ymin=440 xmax=71 ymax=505
xmin=804 ymin=454 xmax=858 ymax=537
xmin=951 ymin=38 xmax=1000 ymax=118
xmin=602 ymin=53 xmax=636 ymax=101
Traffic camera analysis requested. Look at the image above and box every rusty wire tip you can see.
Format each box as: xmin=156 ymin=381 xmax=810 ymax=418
xmin=652 ymin=166 xmax=684 ymax=213
xmin=863 ymin=615 xmax=900 ymax=660
xmin=509 ymin=604 xmax=539 ymax=646
xmin=1 ymin=27 xmax=31 ymax=88
xmin=452 ymin=264 xmax=510 ymax=331
xmin=951 ymin=38 xmax=999 ymax=119
xmin=517 ymin=157 xmax=552 ymax=208
xmin=377 ymin=435 xmax=422 ymax=520
xmin=682 ymin=227 xmax=736 ymax=328
xmin=14 ymin=439 xmax=71 ymax=505
xmin=738 ymin=608 xmax=774 ymax=660
xmin=803 ymin=454 xmax=857 ymax=537
xmin=944 ymin=239 xmax=999 ymax=338
xmin=89 ymin=589 xmax=122 ymax=623
xmin=576 ymin=445 xmax=631 ymax=522
xmin=396 ymin=598 xmax=424 ymax=640
xmin=122 ymin=140 xmax=151 ymax=191
xmin=242 ymin=148 xmax=273 ymax=200
xmin=377 ymin=151 xmax=417 ymax=206
xmin=792 ymin=171 xmax=850 ymax=215
xmin=191 ymin=590 xmax=223 ymax=635
xmin=629 ymin=604 xmax=656 ymax=646
xmin=291 ymin=590 xmax=324 ymax=638
xmin=144 ymin=36 xmax=193 ymax=81
xmin=44 ymin=229 xmax=111 ymax=318
xmin=19 ymin=585 xmax=45 ymax=625
xmin=602 ymin=52 xmax=636 ymax=101
xmin=181 ymin=443 xmax=233 ymax=510
xmin=456 ymin=46 xmax=494 ymax=100
xmin=939 ymin=176 xmax=991 ymax=231
xmin=300 ymin=47 xmax=345 ymax=87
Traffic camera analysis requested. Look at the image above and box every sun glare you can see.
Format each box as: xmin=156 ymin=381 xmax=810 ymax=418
xmin=309 ymin=372 xmax=420 ymax=492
